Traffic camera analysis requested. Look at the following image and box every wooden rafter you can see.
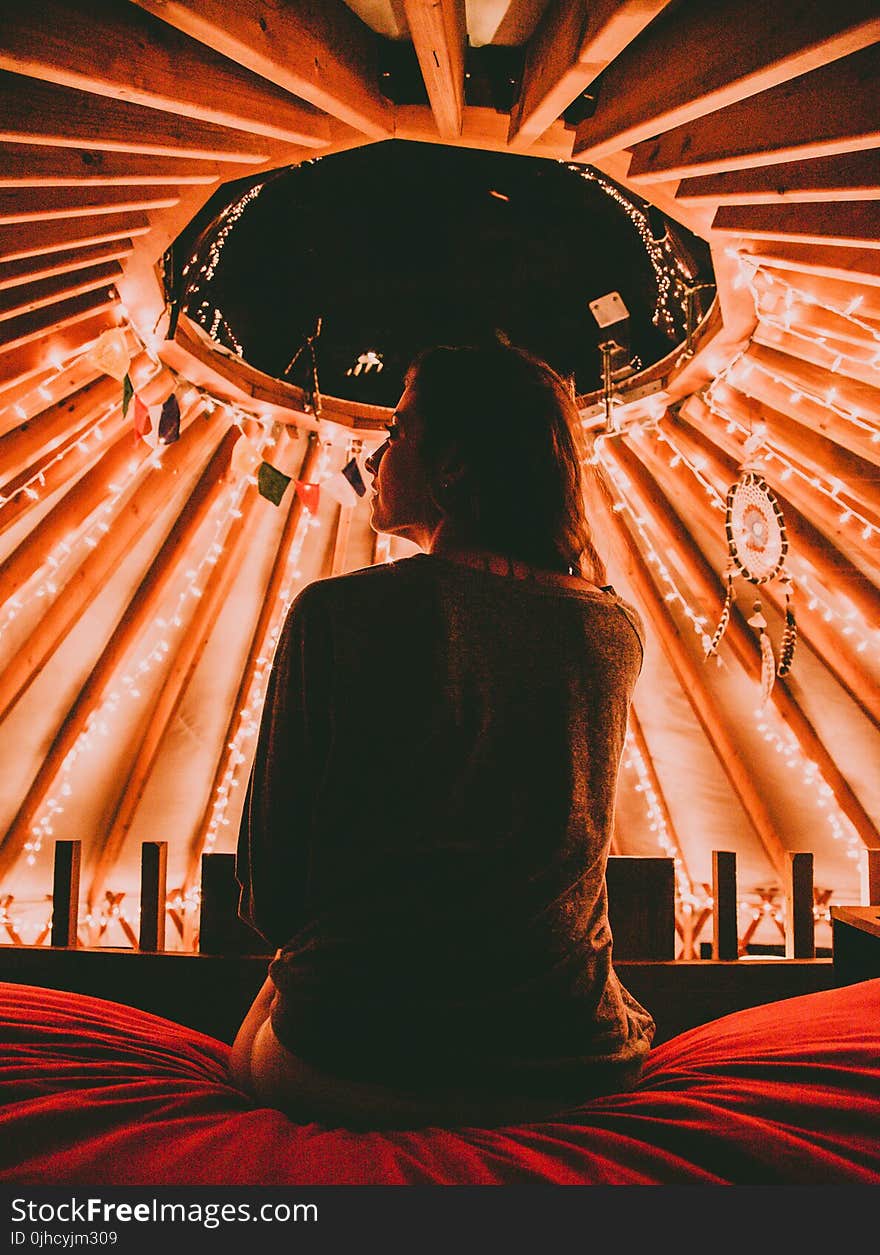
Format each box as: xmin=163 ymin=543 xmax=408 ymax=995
xmin=0 ymin=403 xmax=217 ymax=730
xmin=0 ymin=290 xmax=120 ymax=355
xmin=625 ymin=702 xmax=692 ymax=889
xmin=403 ymin=0 xmax=466 ymax=140
xmin=585 ymin=464 xmax=790 ymax=878
xmin=184 ymin=431 xmax=320 ymax=888
xmin=753 ymin=317 xmax=880 ymax=391
xmin=0 ymin=188 xmax=180 ymax=224
xmin=508 ymin=0 xmax=671 ymax=149
xmin=86 ymin=467 xmax=268 ymax=910
xmin=128 ymin=0 xmax=392 ymax=140
xmin=0 ymin=241 xmax=135 ymax=293
xmin=677 ymin=151 xmax=880 ymax=205
xmin=750 ymin=266 xmax=880 ymax=323
xmin=0 ymin=71 xmax=270 ymax=162
xmin=0 ymin=425 xmax=239 ymax=882
xmin=713 ymin=201 xmax=880 ymax=249
xmin=0 ymin=144 xmax=223 ymax=188
xmin=0 ymin=263 xmax=123 ymax=324
xmin=573 ymin=0 xmax=880 ymax=160
xmin=0 ymin=311 xmax=120 ymax=394
xmin=626 ymin=44 xmax=880 ymax=181
xmin=0 ymin=0 xmax=330 ymax=149
xmin=631 ymin=424 xmax=880 ymax=735
xmin=609 ymin=434 xmax=880 ymax=853
xmin=739 ymin=242 xmax=880 ymax=286
xmin=0 ymin=212 xmax=151 ymax=263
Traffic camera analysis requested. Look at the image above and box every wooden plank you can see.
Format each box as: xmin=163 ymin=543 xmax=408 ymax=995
xmin=0 ymin=240 xmax=133 ymax=292
xmin=0 ymin=427 xmax=239 ymax=881
xmin=677 ymin=151 xmax=880 ymax=205
xmin=129 ymin=0 xmax=392 ymax=140
xmin=199 ymin=853 xmax=266 ymax=956
xmin=574 ymin=0 xmax=880 ymax=160
xmin=713 ymin=201 xmax=880 ymax=249
xmin=738 ymin=241 xmax=880 ymax=287
xmin=0 ymin=143 xmax=222 ymax=187
xmin=750 ymin=265 xmax=880 ymax=322
xmin=403 ymin=0 xmax=466 ymax=140
xmin=606 ymin=856 xmax=676 ymax=959
xmin=0 ymin=262 xmax=122 ymax=323
xmin=861 ymin=850 xmax=880 ymax=906
xmin=625 ymin=45 xmax=880 ymax=181
xmin=745 ymin=341 xmax=880 ymax=438
xmin=0 ymin=310 xmax=118 ymax=391
xmin=139 ymin=842 xmax=168 ymax=953
xmin=0 ymin=212 xmax=150 ymax=264
xmin=0 ymin=71 xmax=270 ymax=162
xmin=712 ymin=851 xmax=738 ymax=960
xmin=0 ymin=0 xmax=330 ymax=148
xmin=753 ymin=317 xmax=880 ymax=390
xmin=786 ymin=852 xmax=815 ymax=959
xmin=0 ymin=187 xmax=179 ymax=224
xmin=0 ymin=290 xmax=118 ymax=354
xmin=51 ymin=840 xmax=81 ymax=949
xmin=509 ymin=0 xmax=671 ymax=149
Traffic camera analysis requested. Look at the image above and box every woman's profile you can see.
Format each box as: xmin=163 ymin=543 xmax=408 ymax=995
xmin=230 ymin=339 xmax=655 ymax=1127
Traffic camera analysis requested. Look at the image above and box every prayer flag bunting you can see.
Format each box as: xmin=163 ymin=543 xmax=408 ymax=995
xmin=322 ymin=454 xmax=369 ymax=508
xmin=231 ymin=434 xmax=262 ymax=478
xmin=294 ymin=480 xmax=320 ymax=513
xmin=122 ymin=372 xmax=134 ymax=418
xmin=86 ymin=328 xmax=131 ymax=381
xmin=132 ymin=395 xmax=151 ymax=439
xmin=258 ymin=461 xmax=292 ymax=506
xmin=158 ymin=394 xmax=180 ymax=444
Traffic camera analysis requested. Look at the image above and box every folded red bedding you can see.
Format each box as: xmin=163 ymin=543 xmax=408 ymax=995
xmin=0 ymin=978 xmax=878 ymax=1185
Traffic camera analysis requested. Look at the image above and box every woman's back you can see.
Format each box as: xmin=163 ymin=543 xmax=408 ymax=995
xmin=237 ymin=553 xmax=654 ymax=1102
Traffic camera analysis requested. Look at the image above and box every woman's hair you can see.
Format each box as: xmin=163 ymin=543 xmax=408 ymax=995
xmin=406 ymin=340 xmax=607 ymax=583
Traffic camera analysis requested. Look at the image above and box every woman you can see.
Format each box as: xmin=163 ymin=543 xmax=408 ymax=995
xmin=230 ymin=340 xmax=654 ymax=1128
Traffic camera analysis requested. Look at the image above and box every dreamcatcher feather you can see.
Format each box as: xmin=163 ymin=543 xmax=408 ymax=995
xmin=705 ymin=467 xmax=796 ymax=703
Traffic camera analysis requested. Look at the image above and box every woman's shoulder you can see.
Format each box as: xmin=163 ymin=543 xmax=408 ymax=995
xmin=290 ymin=555 xmax=430 ymax=612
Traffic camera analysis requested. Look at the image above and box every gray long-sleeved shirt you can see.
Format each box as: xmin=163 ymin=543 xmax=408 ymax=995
xmin=236 ymin=553 xmax=654 ymax=1100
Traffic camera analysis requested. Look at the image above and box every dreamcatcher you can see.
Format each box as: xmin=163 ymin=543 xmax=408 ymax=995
xmin=705 ymin=468 xmax=797 ymax=703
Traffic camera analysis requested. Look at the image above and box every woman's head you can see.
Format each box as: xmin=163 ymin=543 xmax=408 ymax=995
xmin=365 ymin=339 xmax=606 ymax=581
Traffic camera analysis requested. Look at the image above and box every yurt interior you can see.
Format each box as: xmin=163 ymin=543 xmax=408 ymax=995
xmin=0 ymin=0 xmax=879 ymax=1190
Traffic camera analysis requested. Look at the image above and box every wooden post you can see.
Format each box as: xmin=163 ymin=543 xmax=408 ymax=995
xmin=139 ymin=841 xmax=167 ymax=953
xmin=50 ymin=839 xmax=81 ymax=948
xmin=712 ymin=850 xmax=739 ymax=960
xmin=786 ymin=851 xmax=815 ymax=959
xmin=606 ymin=856 xmax=675 ymax=959
xmin=860 ymin=849 xmax=880 ymax=906
xmin=199 ymin=853 xmax=267 ymax=956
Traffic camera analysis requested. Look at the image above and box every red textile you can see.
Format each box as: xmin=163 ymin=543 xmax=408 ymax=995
xmin=0 ymin=979 xmax=878 ymax=1185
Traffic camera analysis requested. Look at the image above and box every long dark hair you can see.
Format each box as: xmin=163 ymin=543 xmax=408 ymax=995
xmin=407 ymin=341 xmax=606 ymax=583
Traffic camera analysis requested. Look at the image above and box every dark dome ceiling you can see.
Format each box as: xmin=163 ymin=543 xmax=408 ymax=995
xmin=170 ymin=140 xmax=714 ymax=407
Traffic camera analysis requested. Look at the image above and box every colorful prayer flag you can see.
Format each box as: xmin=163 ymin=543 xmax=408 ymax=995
xmin=294 ymin=480 xmax=320 ymax=513
xmin=322 ymin=455 xmax=369 ymax=508
xmin=86 ymin=328 xmax=131 ymax=381
xmin=258 ymin=461 xmax=292 ymax=506
xmin=158 ymin=394 xmax=180 ymax=444
xmin=122 ymin=373 xmax=134 ymax=418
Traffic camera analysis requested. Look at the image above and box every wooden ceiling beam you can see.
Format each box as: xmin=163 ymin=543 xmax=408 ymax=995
xmin=677 ymin=151 xmax=880 ymax=205
xmin=0 ymin=144 xmax=223 ymax=188
xmin=508 ymin=0 xmax=671 ymax=150
xmin=750 ymin=265 xmax=880 ymax=323
xmin=573 ymin=0 xmax=880 ymax=160
xmin=624 ymin=703 xmax=693 ymax=888
xmin=0 ymin=188 xmax=179 ymax=224
xmin=625 ymin=45 xmax=880 ymax=181
xmin=0 ymin=241 xmax=133 ymax=293
xmin=737 ymin=241 xmax=880 ymax=287
xmin=0 ymin=425 xmax=239 ymax=884
xmin=402 ymin=0 xmax=466 ymax=140
xmin=585 ymin=463 xmax=790 ymax=878
xmin=713 ymin=201 xmax=880 ymax=250
xmin=0 ymin=0 xmax=330 ymax=149
xmin=631 ymin=426 xmax=880 ymax=735
xmin=0 ymin=72 xmax=270 ymax=163
xmin=752 ymin=318 xmax=880 ymax=392
xmin=129 ymin=0 xmax=392 ymax=140
xmin=744 ymin=341 xmax=880 ymax=436
xmin=0 ymin=398 xmax=213 ymax=729
xmin=0 ymin=310 xmax=119 ymax=394
xmin=185 ymin=431 xmax=320 ymax=888
xmin=86 ymin=460 xmax=267 ymax=911
xmin=0 ymin=290 xmax=119 ymax=356
xmin=609 ymin=433 xmax=880 ymax=851
xmin=0 ymin=212 xmax=150 ymax=264
xmin=0 ymin=262 xmax=123 ymax=324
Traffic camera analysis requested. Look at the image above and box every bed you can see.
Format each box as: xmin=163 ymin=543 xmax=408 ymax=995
xmin=1 ymin=977 xmax=878 ymax=1186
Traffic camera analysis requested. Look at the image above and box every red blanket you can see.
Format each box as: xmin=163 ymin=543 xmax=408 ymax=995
xmin=1 ymin=978 xmax=878 ymax=1184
